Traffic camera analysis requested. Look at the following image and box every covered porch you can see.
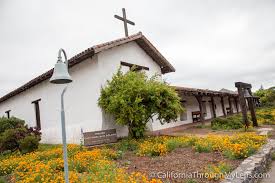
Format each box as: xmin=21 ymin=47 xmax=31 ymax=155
xmin=150 ymin=86 xmax=241 ymax=132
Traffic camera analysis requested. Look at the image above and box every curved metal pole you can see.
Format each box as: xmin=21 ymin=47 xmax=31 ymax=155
xmin=58 ymin=48 xmax=69 ymax=68
xmin=61 ymin=86 xmax=69 ymax=183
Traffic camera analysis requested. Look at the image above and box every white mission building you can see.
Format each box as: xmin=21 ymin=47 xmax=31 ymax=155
xmin=0 ymin=32 xmax=241 ymax=144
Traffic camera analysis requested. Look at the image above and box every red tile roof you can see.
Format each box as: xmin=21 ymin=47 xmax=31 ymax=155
xmin=174 ymin=86 xmax=238 ymax=97
xmin=0 ymin=32 xmax=175 ymax=103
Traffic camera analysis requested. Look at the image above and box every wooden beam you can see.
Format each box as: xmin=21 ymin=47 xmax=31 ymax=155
xmin=121 ymin=61 xmax=149 ymax=71
xmin=234 ymin=97 xmax=239 ymax=113
xmin=235 ymin=82 xmax=252 ymax=89
xmin=228 ymin=97 xmax=233 ymax=114
xmin=114 ymin=15 xmax=135 ymax=25
xmin=220 ymin=96 xmax=226 ymax=117
xmin=5 ymin=110 xmax=11 ymax=119
xmin=195 ymin=95 xmax=205 ymax=125
xmin=31 ymin=98 xmax=41 ymax=104
xmin=247 ymin=88 xmax=258 ymax=127
xmin=210 ymin=96 xmax=216 ymax=118
xmin=237 ymin=87 xmax=249 ymax=128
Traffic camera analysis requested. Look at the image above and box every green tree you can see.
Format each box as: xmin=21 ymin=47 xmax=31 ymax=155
xmin=254 ymin=87 xmax=275 ymax=107
xmin=98 ymin=69 xmax=183 ymax=139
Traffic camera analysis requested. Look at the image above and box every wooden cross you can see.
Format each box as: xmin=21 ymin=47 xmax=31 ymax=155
xmin=114 ymin=8 xmax=135 ymax=37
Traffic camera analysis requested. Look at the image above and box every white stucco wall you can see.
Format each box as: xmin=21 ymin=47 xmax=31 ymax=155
xmin=0 ymin=39 xmax=242 ymax=143
xmin=0 ymin=56 xmax=103 ymax=144
xmin=0 ymin=41 xmax=164 ymax=143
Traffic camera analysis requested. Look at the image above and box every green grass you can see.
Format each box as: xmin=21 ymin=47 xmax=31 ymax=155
xmin=0 ymin=144 xmax=61 ymax=161
xmin=238 ymin=126 xmax=256 ymax=132
xmin=37 ymin=144 xmax=61 ymax=151
xmin=0 ymin=176 xmax=7 ymax=183
xmin=196 ymin=124 xmax=211 ymax=129
xmin=185 ymin=179 xmax=197 ymax=183
xmin=211 ymin=115 xmax=244 ymax=130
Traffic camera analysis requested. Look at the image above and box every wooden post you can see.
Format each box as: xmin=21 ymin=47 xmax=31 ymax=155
xmin=237 ymin=87 xmax=249 ymax=128
xmin=210 ymin=96 xmax=216 ymax=118
xmin=248 ymin=89 xmax=258 ymax=127
xmin=228 ymin=96 xmax=233 ymax=115
xmin=5 ymin=110 xmax=11 ymax=119
xmin=234 ymin=97 xmax=239 ymax=113
xmin=220 ymin=96 xmax=226 ymax=117
xmin=195 ymin=95 xmax=205 ymax=125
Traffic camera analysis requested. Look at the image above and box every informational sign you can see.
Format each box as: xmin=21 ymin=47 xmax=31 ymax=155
xmin=83 ymin=129 xmax=117 ymax=146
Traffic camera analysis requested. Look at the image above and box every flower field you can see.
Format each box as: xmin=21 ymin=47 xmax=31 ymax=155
xmin=134 ymin=133 xmax=266 ymax=159
xmin=256 ymin=107 xmax=275 ymax=125
xmin=0 ymin=145 xmax=161 ymax=183
xmin=0 ymin=133 xmax=267 ymax=183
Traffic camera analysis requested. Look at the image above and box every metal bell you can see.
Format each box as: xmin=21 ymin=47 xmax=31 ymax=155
xmin=50 ymin=49 xmax=72 ymax=84
xmin=243 ymin=89 xmax=252 ymax=98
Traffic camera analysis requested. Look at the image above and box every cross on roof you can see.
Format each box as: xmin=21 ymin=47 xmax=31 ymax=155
xmin=114 ymin=8 xmax=135 ymax=37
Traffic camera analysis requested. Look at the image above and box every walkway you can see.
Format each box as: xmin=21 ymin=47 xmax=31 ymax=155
xmin=261 ymin=126 xmax=275 ymax=182
xmin=261 ymin=161 xmax=275 ymax=183
xmin=147 ymin=119 xmax=212 ymax=136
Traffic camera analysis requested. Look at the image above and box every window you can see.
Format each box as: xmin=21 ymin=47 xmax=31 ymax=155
xmin=120 ymin=61 xmax=149 ymax=72
xmin=32 ymin=99 xmax=41 ymax=130
xmin=5 ymin=110 xmax=11 ymax=118
xmin=180 ymin=101 xmax=187 ymax=121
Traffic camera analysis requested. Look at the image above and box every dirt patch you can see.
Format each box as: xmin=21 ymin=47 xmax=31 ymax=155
xmin=168 ymin=124 xmax=242 ymax=137
xmin=116 ymin=148 xmax=241 ymax=183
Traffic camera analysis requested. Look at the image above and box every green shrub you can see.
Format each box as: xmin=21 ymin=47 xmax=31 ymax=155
xmin=166 ymin=139 xmax=182 ymax=152
xmin=98 ymin=69 xmax=183 ymax=139
xmin=0 ymin=128 xmax=27 ymax=152
xmin=0 ymin=130 xmax=17 ymax=152
xmin=193 ymin=143 xmax=212 ymax=153
xmin=204 ymin=162 xmax=232 ymax=181
xmin=254 ymin=88 xmax=275 ymax=107
xmin=211 ymin=115 xmax=244 ymax=130
xmin=19 ymin=135 xmax=40 ymax=154
xmin=0 ymin=117 xmax=25 ymax=134
xmin=116 ymin=138 xmax=138 ymax=152
xmin=0 ymin=117 xmax=41 ymax=154
xmin=0 ymin=177 xmax=7 ymax=183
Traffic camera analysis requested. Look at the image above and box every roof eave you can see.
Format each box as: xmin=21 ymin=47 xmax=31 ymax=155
xmin=0 ymin=32 xmax=175 ymax=103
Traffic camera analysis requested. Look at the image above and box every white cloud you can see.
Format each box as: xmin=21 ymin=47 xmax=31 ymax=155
xmin=0 ymin=0 xmax=275 ymax=96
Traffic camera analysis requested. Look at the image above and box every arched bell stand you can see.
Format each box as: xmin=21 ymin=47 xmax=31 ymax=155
xmin=235 ymin=82 xmax=258 ymax=128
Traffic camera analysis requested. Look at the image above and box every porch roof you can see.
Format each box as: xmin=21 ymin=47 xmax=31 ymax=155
xmin=174 ymin=86 xmax=239 ymax=97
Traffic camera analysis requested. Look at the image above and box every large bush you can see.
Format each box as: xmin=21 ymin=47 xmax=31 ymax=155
xmin=211 ymin=115 xmax=244 ymax=130
xmin=0 ymin=117 xmax=24 ymax=134
xmin=0 ymin=117 xmax=41 ymax=154
xmin=98 ymin=69 xmax=183 ymax=139
xmin=254 ymin=88 xmax=275 ymax=107
xmin=19 ymin=135 xmax=40 ymax=154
